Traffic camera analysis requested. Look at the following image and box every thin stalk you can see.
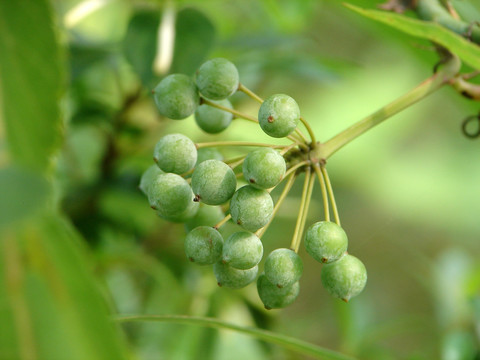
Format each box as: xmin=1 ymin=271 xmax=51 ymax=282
xmin=213 ymin=214 xmax=231 ymax=230
xmin=196 ymin=141 xmax=287 ymax=149
xmin=313 ymin=163 xmax=330 ymax=222
xmin=238 ymin=83 xmax=264 ymax=103
xmin=294 ymin=170 xmax=315 ymax=253
xmin=284 ymin=160 xmax=309 ymax=179
xmin=255 ymin=173 xmax=297 ymax=238
xmin=290 ymin=167 xmax=311 ymax=252
xmin=320 ymin=55 xmax=461 ymax=159
xmin=293 ymin=128 xmax=310 ymax=144
xmin=321 ymin=165 xmax=340 ymax=226
xmin=202 ymin=98 xmax=259 ymax=123
xmin=279 ymin=143 xmax=298 ymax=156
xmin=223 ymin=154 xmax=247 ymax=165
xmin=299 ymin=116 xmax=317 ymax=147
xmin=229 ymin=157 xmax=246 ymax=170
xmin=115 ymin=315 xmax=356 ymax=360
xmin=235 ymin=172 xmax=244 ymax=178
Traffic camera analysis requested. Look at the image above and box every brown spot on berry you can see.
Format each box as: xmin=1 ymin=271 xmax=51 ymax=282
xmin=265 ymin=305 xmax=272 ymax=310
xmin=237 ymin=220 xmax=242 ymax=225
xmin=153 ymin=157 xmax=158 ymax=163
xmin=267 ymin=115 xmax=274 ymax=123
xmin=342 ymin=298 xmax=349 ymax=303
xmin=193 ymin=194 xmax=200 ymax=202
xmin=150 ymin=205 xmax=157 ymax=210
xmin=321 ymin=257 xmax=328 ymax=263
xmin=217 ymin=282 xmax=222 ymax=287
xmin=276 ymin=284 xmax=283 ymax=289
xmin=189 ymin=257 xmax=194 ymax=262
xmin=249 ymin=178 xmax=255 ymax=183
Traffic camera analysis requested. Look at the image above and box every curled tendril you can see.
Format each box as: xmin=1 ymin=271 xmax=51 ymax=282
xmin=461 ymin=112 xmax=480 ymax=139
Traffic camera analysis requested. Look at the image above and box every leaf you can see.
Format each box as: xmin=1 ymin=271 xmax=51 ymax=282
xmin=116 ymin=314 xmax=357 ymax=360
xmin=0 ymin=214 xmax=129 ymax=360
xmin=344 ymin=4 xmax=480 ymax=69
xmin=170 ymin=8 xmax=216 ymax=76
xmin=0 ymin=166 xmax=51 ymax=229
xmin=0 ymin=0 xmax=65 ymax=173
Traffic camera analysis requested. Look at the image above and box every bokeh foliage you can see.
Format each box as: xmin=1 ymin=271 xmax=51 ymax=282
xmin=0 ymin=0 xmax=479 ymax=359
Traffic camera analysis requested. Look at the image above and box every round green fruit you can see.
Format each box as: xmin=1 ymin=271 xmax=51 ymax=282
xmin=321 ymin=254 xmax=367 ymax=302
xmin=305 ymin=221 xmax=348 ymax=264
xmin=153 ymin=133 xmax=197 ymax=174
xmin=257 ymin=273 xmax=300 ymax=310
xmin=184 ymin=226 xmax=223 ymax=265
xmin=258 ymin=94 xmax=300 ymax=138
xmin=195 ymin=99 xmax=233 ymax=134
xmin=191 ymin=160 xmax=237 ymax=205
xmin=229 ymin=185 xmax=274 ymax=232
xmin=196 ymin=58 xmax=239 ymax=100
xmin=153 ymin=74 xmax=199 ymax=120
xmin=243 ymin=148 xmax=286 ymax=189
xmin=148 ymin=173 xmax=194 ymax=215
xmin=264 ymin=248 xmax=303 ymax=288
xmin=213 ymin=262 xmax=258 ymax=289
xmin=222 ymin=231 xmax=263 ymax=270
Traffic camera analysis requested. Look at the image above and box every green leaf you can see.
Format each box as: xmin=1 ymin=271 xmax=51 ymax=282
xmin=116 ymin=314 xmax=356 ymax=360
xmin=0 ymin=0 xmax=65 ymax=173
xmin=344 ymin=4 xmax=480 ymax=69
xmin=170 ymin=8 xmax=216 ymax=75
xmin=0 ymin=214 xmax=129 ymax=360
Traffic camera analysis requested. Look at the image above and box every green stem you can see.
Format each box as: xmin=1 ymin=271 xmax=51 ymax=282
xmin=294 ymin=170 xmax=315 ymax=253
xmin=313 ymin=163 xmax=330 ymax=222
xmin=320 ymin=55 xmax=460 ymax=159
xmin=115 ymin=315 xmax=356 ymax=360
xmin=196 ymin=141 xmax=287 ymax=149
xmin=415 ymin=0 xmax=480 ymax=44
xmin=299 ymin=116 xmax=317 ymax=147
xmin=214 ymin=214 xmax=231 ymax=230
xmin=238 ymin=83 xmax=264 ymax=103
xmin=321 ymin=164 xmax=340 ymax=226
xmin=290 ymin=167 xmax=311 ymax=252
xmin=229 ymin=157 xmax=246 ymax=170
xmin=255 ymin=173 xmax=297 ymax=238
xmin=284 ymin=160 xmax=309 ymax=179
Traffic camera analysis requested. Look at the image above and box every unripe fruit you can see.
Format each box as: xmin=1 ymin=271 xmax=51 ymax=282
xmin=230 ymin=185 xmax=274 ymax=232
xmin=305 ymin=221 xmax=348 ymax=264
xmin=139 ymin=165 xmax=163 ymax=196
xmin=243 ymin=148 xmax=286 ymax=189
xmin=321 ymin=254 xmax=367 ymax=302
xmin=184 ymin=226 xmax=224 ymax=265
xmin=264 ymin=248 xmax=303 ymax=288
xmin=148 ymin=173 xmax=193 ymax=215
xmin=195 ymin=99 xmax=233 ymax=134
xmin=191 ymin=160 xmax=237 ymax=205
xmin=196 ymin=58 xmax=239 ymax=100
xmin=258 ymin=94 xmax=300 ymax=138
xmin=153 ymin=74 xmax=199 ymax=120
xmin=222 ymin=231 xmax=263 ymax=270
xmin=196 ymin=147 xmax=223 ymax=165
xmin=257 ymin=273 xmax=300 ymax=310
xmin=213 ymin=262 xmax=258 ymax=289
xmin=153 ymin=133 xmax=197 ymax=174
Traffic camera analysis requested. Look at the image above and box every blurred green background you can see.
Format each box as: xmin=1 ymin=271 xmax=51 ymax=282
xmin=1 ymin=0 xmax=479 ymax=359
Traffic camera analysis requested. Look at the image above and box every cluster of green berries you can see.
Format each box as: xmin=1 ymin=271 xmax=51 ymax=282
xmin=139 ymin=57 xmax=367 ymax=309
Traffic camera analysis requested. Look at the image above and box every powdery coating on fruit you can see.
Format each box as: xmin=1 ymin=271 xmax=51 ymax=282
xmin=321 ymin=254 xmax=367 ymax=302
xmin=257 ymin=273 xmax=300 ymax=310
xmin=222 ymin=231 xmax=263 ymax=270
xmin=157 ymin=200 xmax=199 ymax=223
xmin=196 ymin=58 xmax=239 ymax=100
xmin=243 ymin=148 xmax=286 ymax=189
xmin=230 ymin=185 xmax=274 ymax=232
xmin=139 ymin=165 xmax=163 ymax=196
xmin=153 ymin=133 xmax=197 ymax=174
xmin=191 ymin=160 xmax=237 ymax=205
xmin=264 ymin=248 xmax=303 ymax=288
xmin=258 ymin=94 xmax=300 ymax=138
xmin=305 ymin=221 xmax=348 ymax=264
xmin=153 ymin=74 xmax=199 ymax=120
xmin=213 ymin=262 xmax=258 ymax=289
xmin=184 ymin=204 xmax=225 ymax=233
xmin=185 ymin=226 xmax=224 ymax=265
xmin=196 ymin=148 xmax=223 ymax=165
xmin=195 ymin=99 xmax=233 ymax=134
xmin=148 ymin=173 xmax=194 ymax=215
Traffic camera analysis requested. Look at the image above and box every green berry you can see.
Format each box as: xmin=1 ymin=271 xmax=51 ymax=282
xmin=191 ymin=160 xmax=237 ymax=205
xmin=257 ymin=273 xmax=300 ymax=310
xmin=321 ymin=254 xmax=367 ymax=302
xmin=196 ymin=58 xmax=239 ymax=100
xmin=258 ymin=94 xmax=300 ymax=138
xmin=230 ymin=185 xmax=273 ymax=232
xmin=305 ymin=221 xmax=348 ymax=264
xmin=139 ymin=165 xmax=163 ymax=196
xmin=153 ymin=133 xmax=197 ymax=174
xmin=243 ymin=148 xmax=286 ymax=189
xmin=222 ymin=231 xmax=263 ymax=270
xmin=148 ymin=173 xmax=193 ymax=215
xmin=157 ymin=200 xmax=199 ymax=223
xmin=184 ymin=226 xmax=224 ymax=265
xmin=153 ymin=74 xmax=199 ymax=120
xmin=213 ymin=262 xmax=258 ymax=289
xmin=184 ymin=204 xmax=225 ymax=232
xmin=196 ymin=148 xmax=223 ymax=165
xmin=195 ymin=99 xmax=233 ymax=134
xmin=264 ymin=248 xmax=303 ymax=288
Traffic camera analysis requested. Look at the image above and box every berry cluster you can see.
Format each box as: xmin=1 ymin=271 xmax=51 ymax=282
xmin=140 ymin=58 xmax=367 ymax=309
